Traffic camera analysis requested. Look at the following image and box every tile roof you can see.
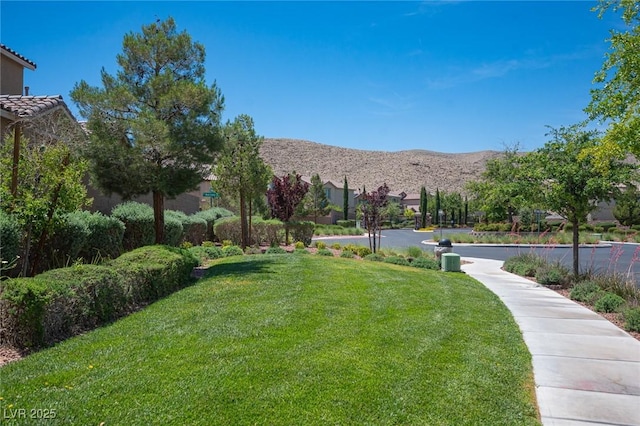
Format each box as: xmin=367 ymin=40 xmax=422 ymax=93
xmin=0 ymin=44 xmax=37 ymax=69
xmin=0 ymin=95 xmax=74 ymax=119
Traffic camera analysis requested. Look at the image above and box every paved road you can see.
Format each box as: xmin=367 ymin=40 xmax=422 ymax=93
xmin=315 ymin=229 xmax=640 ymax=285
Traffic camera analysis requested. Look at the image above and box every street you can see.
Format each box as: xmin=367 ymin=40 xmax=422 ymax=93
xmin=315 ymin=229 xmax=640 ymax=285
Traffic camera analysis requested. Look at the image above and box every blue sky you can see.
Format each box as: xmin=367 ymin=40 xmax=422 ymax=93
xmin=1 ymin=1 xmax=618 ymax=153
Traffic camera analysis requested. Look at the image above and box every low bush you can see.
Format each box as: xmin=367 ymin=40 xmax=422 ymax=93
xmin=315 ymin=241 xmax=327 ymax=250
xmin=109 ymin=245 xmax=198 ymax=306
xmin=406 ymin=246 xmax=424 ymax=259
xmin=252 ymin=218 xmax=284 ymax=247
xmin=410 ymin=257 xmax=440 ymax=270
xmin=244 ymin=246 xmax=263 ymax=255
xmin=504 ymin=253 xmax=547 ymax=277
xmin=193 ymin=207 xmax=234 ymax=241
xmin=355 ymin=246 xmax=372 ymax=257
xmin=213 ymin=217 xmax=242 ymax=246
xmin=594 ymin=292 xmax=626 ymax=313
xmin=316 ymin=248 xmax=334 ymax=256
xmin=111 ymin=201 xmax=155 ymax=251
xmin=166 ymin=210 xmax=207 ymax=246
xmin=569 ymin=281 xmax=603 ymax=304
xmin=384 ymin=256 xmax=411 ymax=266
xmin=0 ymin=264 xmax=126 ymax=348
xmin=340 ymin=250 xmax=355 ymax=258
xmin=75 ymin=211 xmax=125 ymax=260
xmin=287 ymin=221 xmax=315 ymax=246
xmin=336 ymin=220 xmax=356 ymax=228
xmin=188 ymin=245 xmax=224 ymax=264
xmin=535 ymin=263 xmax=569 ymax=286
xmin=363 ymin=253 xmax=385 ymax=262
xmin=623 ymin=307 xmax=640 ymax=332
xmin=222 ymin=245 xmax=244 ymax=257
xmin=294 ymin=241 xmax=306 ymax=250
xmin=161 ymin=214 xmax=184 ymax=247
xmin=294 ymin=248 xmax=310 ymax=255
xmin=43 ymin=213 xmax=91 ymax=271
xmin=331 ymin=243 xmax=341 ymax=250
xmin=265 ymin=246 xmax=287 ymax=255
xmin=1 ymin=245 xmax=198 ymax=349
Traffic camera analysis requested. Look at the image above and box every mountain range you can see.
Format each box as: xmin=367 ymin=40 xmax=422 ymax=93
xmin=259 ymin=138 xmax=502 ymax=195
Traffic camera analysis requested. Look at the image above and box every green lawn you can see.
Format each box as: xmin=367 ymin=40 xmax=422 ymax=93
xmin=0 ymin=255 xmax=539 ymax=425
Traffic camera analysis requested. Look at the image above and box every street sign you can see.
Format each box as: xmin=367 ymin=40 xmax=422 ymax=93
xmin=203 ymin=191 xmax=219 ymax=198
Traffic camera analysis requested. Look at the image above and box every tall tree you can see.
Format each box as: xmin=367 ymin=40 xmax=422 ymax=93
xmin=585 ymin=0 xmax=640 ymax=163
xmin=213 ymin=115 xmax=271 ymax=248
xmin=298 ymin=173 xmax=331 ymax=223
xmin=419 ymin=186 xmax=428 ymax=228
xmin=267 ymin=173 xmax=309 ymax=243
xmin=434 ymin=188 xmax=441 ymax=225
xmin=359 ymin=184 xmax=390 ymax=253
xmin=71 ymin=17 xmax=224 ymax=244
xmin=465 ymin=146 xmax=533 ymax=223
xmin=343 ymin=176 xmax=349 ymax=221
xmin=526 ymin=125 xmax=635 ymax=276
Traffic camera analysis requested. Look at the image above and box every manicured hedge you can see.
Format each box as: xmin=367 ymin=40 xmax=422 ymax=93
xmin=0 ymin=246 xmax=198 ymax=349
xmin=166 ymin=210 xmax=207 ymax=246
xmin=112 ymin=202 xmax=155 ymax=251
xmin=76 ymin=211 xmax=125 ymax=260
xmin=193 ymin=207 xmax=234 ymax=241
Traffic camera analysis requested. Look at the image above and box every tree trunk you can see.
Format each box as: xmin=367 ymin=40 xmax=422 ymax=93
xmin=248 ymin=198 xmax=253 ymax=245
xmin=153 ymin=190 xmax=165 ymax=244
xmin=572 ymin=219 xmax=580 ymax=277
xmin=239 ymin=194 xmax=248 ymax=249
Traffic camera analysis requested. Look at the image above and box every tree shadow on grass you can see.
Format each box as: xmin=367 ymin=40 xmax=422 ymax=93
xmin=201 ymin=256 xmax=279 ymax=279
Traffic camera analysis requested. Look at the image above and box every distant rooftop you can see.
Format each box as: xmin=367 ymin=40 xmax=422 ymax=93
xmin=0 ymin=94 xmax=74 ymax=120
xmin=0 ymin=43 xmax=37 ymax=70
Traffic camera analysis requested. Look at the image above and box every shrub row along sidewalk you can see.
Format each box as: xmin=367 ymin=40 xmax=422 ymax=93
xmin=0 ymin=246 xmax=198 ymax=350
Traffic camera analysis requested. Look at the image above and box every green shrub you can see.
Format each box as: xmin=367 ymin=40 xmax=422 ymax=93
xmin=594 ymin=292 xmax=626 ymax=313
xmin=384 ymin=256 xmax=411 ymax=266
xmin=0 ymin=265 xmax=127 ymax=348
xmin=363 ymin=253 xmax=385 ymax=262
xmin=535 ymin=263 xmax=569 ymax=286
xmin=222 ymin=245 xmax=244 ymax=257
xmin=336 ymin=220 xmax=356 ymax=228
xmin=162 ymin=214 xmax=184 ymax=247
xmin=315 ymin=241 xmax=327 ymax=250
xmin=354 ymin=246 xmax=372 ymax=257
xmin=111 ymin=202 xmax=155 ymax=251
xmin=244 ymin=246 xmax=263 ymax=255
xmin=188 ymin=245 xmax=224 ymax=263
xmin=623 ymin=307 xmax=640 ymax=332
xmin=193 ymin=207 xmax=234 ymax=241
xmin=504 ymin=253 xmax=546 ymax=277
xmin=213 ymin=216 xmax=242 ymax=246
xmin=406 ymin=246 xmax=424 ymax=259
xmin=42 ymin=212 xmax=91 ymax=271
xmin=597 ymin=222 xmax=618 ymax=232
xmin=166 ymin=210 xmax=207 ymax=246
xmin=252 ymin=218 xmax=284 ymax=247
xmin=287 ymin=221 xmax=315 ymax=246
xmin=294 ymin=248 xmax=309 ymax=255
xmin=340 ymin=250 xmax=355 ymax=258
xmin=74 ymin=211 xmax=124 ymax=260
xmin=331 ymin=243 xmax=341 ymax=250
xmin=410 ymin=257 xmax=440 ymax=270
xmin=0 ymin=211 xmax=21 ymax=272
xmin=265 ymin=246 xmax=287 ymax=255
xmin=109 ymin=245 xmax=198 ymax=305
xmin=294 ymin=241 xmax=306 ymax=250
xmin=570 ymin=281 xmax=603 ymax=304
xmin=317 ymin=248 xmax=334 ymax=256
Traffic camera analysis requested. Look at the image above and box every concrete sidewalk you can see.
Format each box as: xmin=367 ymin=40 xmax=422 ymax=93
xmin=461 ymin=257 xmax=640 ymax=426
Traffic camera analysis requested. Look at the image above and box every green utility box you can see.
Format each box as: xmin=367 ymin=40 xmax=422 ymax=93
xmin=441 ymin=253 xmax=461 ymax=272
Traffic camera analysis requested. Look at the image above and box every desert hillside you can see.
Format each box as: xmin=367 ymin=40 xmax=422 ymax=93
xmin=259 ymin=138 xmax=501 ymax=195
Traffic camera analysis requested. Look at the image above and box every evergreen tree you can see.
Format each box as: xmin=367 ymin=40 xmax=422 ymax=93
xmin=419 ymin=186 xmax=428 ymax=228
xmin=343 ymin=176 xmax=349 ymax=221
xmin=71 ymin=17 xmax=224 ymax=244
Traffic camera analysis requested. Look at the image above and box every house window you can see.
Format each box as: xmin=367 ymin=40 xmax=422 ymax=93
xmin=325 ymin=188 xmax=331 ymax=199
